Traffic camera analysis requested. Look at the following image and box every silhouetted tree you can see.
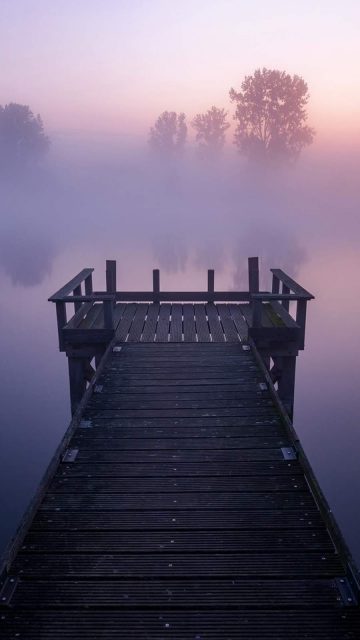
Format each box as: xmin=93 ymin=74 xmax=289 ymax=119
xmin=192 ymin=106 xmax=230 ymax=156
xmin=0 ymin=103 xmax=50 ymax=171
xmin=149 ymin=111 xmax=187 ymax=155
xmin=229 ymin=68 xmax=314 ymax=164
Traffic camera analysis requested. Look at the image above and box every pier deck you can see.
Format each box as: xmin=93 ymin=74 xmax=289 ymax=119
xmin=1 ymin=260 xmax=359 ymax=638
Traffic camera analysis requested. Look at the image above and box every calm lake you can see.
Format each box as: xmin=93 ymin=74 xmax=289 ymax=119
xmin=0 ymin=154 xmax=359 ymax=567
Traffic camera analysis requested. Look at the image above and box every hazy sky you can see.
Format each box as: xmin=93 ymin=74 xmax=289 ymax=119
xmin=1 ymin=0 xmax=359 ymax=144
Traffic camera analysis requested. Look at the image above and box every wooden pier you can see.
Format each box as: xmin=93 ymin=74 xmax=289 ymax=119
xmin=1 ymin=258 xmax=359 ymax=638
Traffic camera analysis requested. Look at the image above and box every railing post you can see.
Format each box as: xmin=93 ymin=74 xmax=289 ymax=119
xmin=106 ymin=260 xmax=117 ymax=300
xmin=68 ymin=357 xmax=87 ymax=414
xmin=282 ymin=284 xmax=290 ymax=312
xmin=153 ymin=269 xmax=160 ymax=303
xmin=104 ymin=298 xmax=114 ymax=330
xmin=73 ymin=285 xmax=82 ymax=313
xmin=55 ymin=301 xmax=67 ymax=351
xmin=248 ymin=257 xmax=259 ymax=294
xmin=207 ymin=269 xmax=214 ymax=303
xmin=252 ymin=297 xmax=262 ymax=328
xmin=272 ymin=274 xmax=280 ymax=294
xmin=84 ymin=273 xmax=93 ymax=295
xmin=296 ymin=299 xmax=308 ymax=349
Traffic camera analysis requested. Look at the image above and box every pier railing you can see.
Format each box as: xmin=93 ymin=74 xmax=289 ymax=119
xmin=49 ymin=257 xmax=314 ymax=416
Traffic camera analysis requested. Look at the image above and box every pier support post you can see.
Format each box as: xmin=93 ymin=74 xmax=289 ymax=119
xmin=276 ymin=355 xmax=297 ymax=419
xmin=68 ymin=357 xmax=87 ymax=414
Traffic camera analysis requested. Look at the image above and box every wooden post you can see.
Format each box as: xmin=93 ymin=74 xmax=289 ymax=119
xmin=277 ymin=356 xmax=297 ymax=419
xmin=55 ymin=301 xmax=67 ymax=351
xmin=207 ymin=269 xmax=214 ymax=303
xmin=252 ymin=298 xmax=262 ymax=328
xmin=248 ymin=257 xmax=259 ymax=293
xmin=73 ymin=285 xmax=82 ymax=313
xmin=282 ymin=283 xmax=290 ymax=312
xmin=272 ymin=274 xmax=280 ymax=294
xmin=153 ymin=269 xmax=160 ymax=303
xmin=68 ymin=357 xmax=87 ymax=414
xmin=84 ymin=273 xmax=93 ymax=295
xmin=296 ymin=299 xmax=307 ymax=349
xmin=103 ymin=299 xmax=114 ymax=330
xmin=106 ymin=260 xmax=117 ymax=295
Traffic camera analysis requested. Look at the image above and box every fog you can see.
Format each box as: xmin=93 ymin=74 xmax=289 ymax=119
xmin=1 ymin=138 xmax=359 ymax=288
xmin=0 ymin=137 xmax=360 ymax=566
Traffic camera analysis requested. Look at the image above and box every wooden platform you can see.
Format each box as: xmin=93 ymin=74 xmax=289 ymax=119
xmin=1 ymin=342 xmax=359 ymax=638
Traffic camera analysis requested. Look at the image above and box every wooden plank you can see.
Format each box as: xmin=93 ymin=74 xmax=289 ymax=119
xmin=31 ymin=507 xmax=324 ymax=530
xmin=49 ymin=475 xmax=307 ymax=494
xmin=194 ymin=304 xmax=210 ymax=341
xmin=54 ymin=449 xmax=286 ymax=463
xmin=41 ymin=491 xmax=314 ymax=511
xmin=59 ymin=458 xmax=301 ymax=476
xmin=88 ymin=397 xmax=274 ymax=410
xmin=217 ymin=304 xmax=240 ymax=342
xmin=206 ymin=304 xmax=225 ymax=342
xmin=71 ymin=424 xmax=284 ymax=438
xmin=155 ymin=304 xmax=171 ymax=342
xmin=229 ymin=304 xmax=248 ymax=339
xmin=127 ymin=304 xmax=148 ymax=342
xmin=23 ymin=528 xmax=331 ymax=553
xmin=13 ymin=552 xmax=342 ymax=577
xmin=169 ymin=304 xmax=183 ymax=342
xmin=10 ymin=578 xmax=341 ymax=609
xmin=140 ymin=303 xmax=159 ymax=342
xmin=2 ymin=611 xmax=359 ymax=640
xmin=78 ymin=303 xmax=103 ymax=329
xmin=70 ymin=436 xmax=287 ymax=450
xmin=115 ymin=303 xmax=137 ymax=341
xmin=63 ymin=302 xmax=93 ymax=330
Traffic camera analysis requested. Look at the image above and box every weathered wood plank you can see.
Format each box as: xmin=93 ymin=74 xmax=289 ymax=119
xmin=182 ymin=304 xmax=197 ymax=342
xmin=194 ymin=304 xmax=210 ymax=341
xmin=115 ymin=303 xmax=137 ymax=341
xmin=169 ymin=304 xmax=183 ymax=342
xmin=155 ymin=304 xmax=171 ymax=342
xmin=127 ymin=304 xmax=148 ymax=342
xmin=2 ymin=611 xmax=359 ymax=640
xmin=206 ymin=304 xmax=225 ymax=342
xmin=140 ymin=303 xmax=159 ymax=342
xmin=23 ymin=528 xmax=331 ymax=553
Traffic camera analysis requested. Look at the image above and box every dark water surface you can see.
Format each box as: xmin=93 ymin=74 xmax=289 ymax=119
xmin=0 ymin=247 xmax=359 ymax=567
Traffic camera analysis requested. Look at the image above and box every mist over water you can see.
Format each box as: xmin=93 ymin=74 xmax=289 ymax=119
xmin=0 ymin=137 xmax=360 ymax=564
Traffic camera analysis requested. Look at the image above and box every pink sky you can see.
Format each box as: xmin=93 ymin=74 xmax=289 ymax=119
xmin=1 ymin=1 xmax=360 ymax=146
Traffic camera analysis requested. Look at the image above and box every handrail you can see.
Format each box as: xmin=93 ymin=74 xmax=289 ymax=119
xmin=93 ymin=290 xmax=255 ymax=302
xmin=48 ymin=268 xmax=94 ymax=302
xmin=270 ymin=268 xmax=314 ymax=299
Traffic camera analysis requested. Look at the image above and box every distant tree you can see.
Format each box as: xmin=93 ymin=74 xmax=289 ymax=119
xmin=0 ymin=103 xmax=50 ymax=171
xmin=192 ymin=106 xmax=230 ymax=156
xmin=229 ymin=68 xmax=315 ymax=164
xmin=149 ymin=111 xmax=187 ymax=155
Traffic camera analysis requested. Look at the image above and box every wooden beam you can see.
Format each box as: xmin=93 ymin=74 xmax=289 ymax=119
xmin=106 ymin=260 xmax=117 ymax=295
xmin=248 ymin=257 xmax=259 ymax=294
xmin=153 ymin=269 xmax=160 ymax=303
xmin=207 ymin=269 xmax=214 ymax=302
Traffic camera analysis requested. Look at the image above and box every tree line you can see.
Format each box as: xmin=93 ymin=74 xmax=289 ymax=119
xmin=0 ymin=68 xmax=315 ymax=172
xmin=149 ymin=68 xmax=315 ymax=164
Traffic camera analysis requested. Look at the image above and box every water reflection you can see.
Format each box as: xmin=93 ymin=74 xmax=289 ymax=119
xmin=0 ymin=148 xmax=359 ymax=567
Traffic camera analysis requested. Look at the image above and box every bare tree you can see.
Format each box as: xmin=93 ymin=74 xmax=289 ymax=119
xmin=0 ymin=103 xmax=50 ymax=171
xmin=229 ymin=68 xmax=315 ymax=164
xmin=149 ymin=111 xmax=187 ymax=155
xmin=192 ymin=106 xmax=230 ymax=156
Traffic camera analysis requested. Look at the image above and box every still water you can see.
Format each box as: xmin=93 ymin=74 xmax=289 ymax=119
xmin=0 ymin=245 xmax=359 ymax=566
